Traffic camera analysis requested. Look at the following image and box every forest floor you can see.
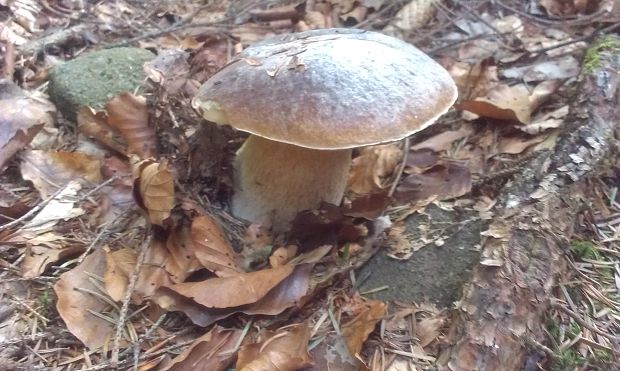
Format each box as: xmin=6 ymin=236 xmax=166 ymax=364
xmin=1 ymin=0 xmax=620 ymax=370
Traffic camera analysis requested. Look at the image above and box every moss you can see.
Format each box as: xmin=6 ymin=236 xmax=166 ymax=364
xmin=582 ymin=36 xmax=620 ymax=74
xmin=552 ymin=349 xmax=585 ymax=371
xmin=48 ymin=47 xmax=154 ymax=121
xmin=570 ymin=240 xmax=601 ymax=260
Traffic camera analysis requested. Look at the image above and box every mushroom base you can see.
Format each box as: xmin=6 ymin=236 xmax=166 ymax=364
xmin=232 ymin=135 xmax=352 ymax=231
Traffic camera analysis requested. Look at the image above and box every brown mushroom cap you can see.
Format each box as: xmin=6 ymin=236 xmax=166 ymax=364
xmin=192 ymin=28 xmax=457 ymax=150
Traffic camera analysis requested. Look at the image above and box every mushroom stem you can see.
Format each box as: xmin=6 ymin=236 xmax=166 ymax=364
xmin=232 ymin=135 xmax=352 ymax=230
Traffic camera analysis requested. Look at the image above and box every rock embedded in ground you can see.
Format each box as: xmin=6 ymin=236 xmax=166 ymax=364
xmin=358 ymin=203 xmax=486 ymax=308
xmin=48 ymin=47 xmax=155 ymax=121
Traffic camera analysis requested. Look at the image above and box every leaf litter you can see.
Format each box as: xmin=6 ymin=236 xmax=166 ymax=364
xmin=1 ymin=0 xmax=619 ymax=369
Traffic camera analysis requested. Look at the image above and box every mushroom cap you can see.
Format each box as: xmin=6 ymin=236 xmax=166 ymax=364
xmin=192 ymin=28 xmax=457 ymax=150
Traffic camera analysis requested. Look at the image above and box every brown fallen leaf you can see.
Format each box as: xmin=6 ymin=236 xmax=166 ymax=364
xmin=165 ymin=224 xmax=203 ymax=283
xmin=394 ymin=162 xmax=472 ymax=204
xmin=341 ymin=298 xmax=387 ymax=357
xmin=132 ymin=159 xmax=175 ymax=226
xmin=20 ymin=150 xmax=102 ymax=199
xmin=348 ymin=143 xmax=403 ymax=194
xmin=236 ymin=323 xmax=312 ymax=371
xmin=163 ymin=325 xmax=242 ymax=371
xmin=153 ymin=247 xmax=331 ymax=326
xmin=77 ymin=106 xmax=128 ymax=156
xmin=191 ymin=215 xmax=242 ymax=277
xmin=458 ymin=80 xmax=561 ymax=124
xmin=106 ymin=93 xmax=156 ymax=159
xmin=21 ymin=237 xmax=83 ymax=278
xmin=104 ymin=247 xmax=137 ymax=302
xmin=54 ymin=249 xmax=114 ymax=349
xmin=158 ymin=264 xmax=295 ymax=309
xmin=416 ymin=315 xmax=446 ymax=348
xmin=269 ymin=245 xmax=298 ymax=268
xmin=0 ymin=81 xmax=55 ymax=170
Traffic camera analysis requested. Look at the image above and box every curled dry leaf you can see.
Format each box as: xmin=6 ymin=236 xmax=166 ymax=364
xmin=163 ymin=325 xmax=242 ymax=371
xmin=153 ymin=246 xmax=331 ymax=326
xmin=269 ymin=245 xmax=298 ymax=268
xmin=54 ymin=249 xmax=114 ymax=349
xmin=0 ymin=82 xmax=54 ymax=170
xmin=236 ymin=323 xmax=312 ymax=371
xmin=106 ymin=93 xmax=156 ymax=159
xmin=20 ymin=150 xmax=102 ymax=199
xmin=158 ymin=265 xmax=295 ymax=309
xmin=191 ymin=215 xmax=242 ymax=277
xmin=348 ymin=143 xmax=403 ymax=194
xmin=341 ymin=298 xmax=387 ymax=357
xmin=132 ymin=159 xmax=175 ymax=226
xmin=104 ymin=247 xmax=137 ymax=302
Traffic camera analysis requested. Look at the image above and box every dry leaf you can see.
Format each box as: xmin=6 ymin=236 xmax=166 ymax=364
xmin=416 ymin=315 xmax=445 ymax=347
xmin=106 ymin=93 xmax=156 ymax=159
xmin=163 ymin=326 xmax=241 ymax=371
xmin=77 ymin=106 xmax=127 ymax=155
xmin=236 ymin=323 xmax=312 ymax=371
xmin=165 ymin=225 xmax=203 ymax=283
xmin=54 ymin=249 xmax=114 ymax=349
xmin=0 ymin=82 xmax=54 ymax=170
xmin=349 ymin=143 xmax=403 ymax=194
xmin=133 ymin=239 xmax=174 ymax=303
xmin=458 ymin=80 xmax=561 ymax=124
xmin=20 ymin=233 xmax=83 ymax=278
xmin=104 ymin=247 xmax=137 ymax=302
xmin=341 ymin=298 xmax=387 ymax=356
xmin=22 ymin=180 xmax=85 ymax=231
xmin=191 ymin=215 xmax=242 ymax=277
xmin=395 ymin=162 xmax=472 ymax=203
xmin=269 ymin=245 xmax=298 ymax=268
xmin=20 ymin=150 xmax=102 ymax=199
xmin=158 ymin=265 xmax=295 ymax=309
xmin=153 ymin=248 xmax=330 ymax=326
xmin=132 ymin=159 xmax=175 ymax=226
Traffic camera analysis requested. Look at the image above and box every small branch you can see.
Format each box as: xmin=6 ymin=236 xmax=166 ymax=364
xmin=2 ymin=42 xmax=15 ymax=79
xmin=550 ymin=301 xmax=620 ymax=342
xmin=0 ymin=186 xmax=66 ymax=232
xmin=18 ymin=24 xmax=88 ymax=55
xmin=110 ymin=235 xmax=151 ymax=367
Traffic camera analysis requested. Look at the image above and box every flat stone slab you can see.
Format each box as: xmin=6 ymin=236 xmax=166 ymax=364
xmin=48 ymin=47 xmax=154 ymax=121
xmin=358 ymin=203 xmax=486 ymax=308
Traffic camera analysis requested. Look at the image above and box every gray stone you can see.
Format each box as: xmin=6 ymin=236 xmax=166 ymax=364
xmin=48 ymin=47 xmax=155 ymax=121
xmin=357 ymin=204 xmax=486 ymax=308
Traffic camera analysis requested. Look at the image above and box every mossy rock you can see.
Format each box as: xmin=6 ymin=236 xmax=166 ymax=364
xmin=48 ymin=47 xmax=155 ymax=121
xmin=358 ymin=204 xmax=485 ymax=308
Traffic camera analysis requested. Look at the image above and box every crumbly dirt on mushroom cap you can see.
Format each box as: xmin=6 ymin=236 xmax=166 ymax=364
xmin=193 ymin=28 xmax=458 ymax=150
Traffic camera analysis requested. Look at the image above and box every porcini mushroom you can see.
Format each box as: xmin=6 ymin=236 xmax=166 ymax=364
xmin=192 ymin=28 xmax=457 ymax=230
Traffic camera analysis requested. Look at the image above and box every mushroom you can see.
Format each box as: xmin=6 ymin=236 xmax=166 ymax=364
xmin=192 ymin=28 xmax=457 ymax=230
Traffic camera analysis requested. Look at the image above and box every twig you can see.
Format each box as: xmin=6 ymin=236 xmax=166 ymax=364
xmin=527 ymin=21 xmax=620 ymax=56
xmin=0 ymin=186 xmax=66 ymax=232
xmin=110 ymin=235 xmax=151 ymax=367
xmin=103 ymin=3 xmax=231 ymax=49
xmin=76 ymin=224 xmax=111 ymax=265
xmin=18 ymin=24 xmax=88 ymax=55
xmin=2 ymin=42 xmax=15 ymax=80
xmin=388 ymin=137 xmax=410 ymax=198
xmin=550 ymin=301 xmax=620 ymax=342
xmin=496 ymin=0 xmax=611 ymax=26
